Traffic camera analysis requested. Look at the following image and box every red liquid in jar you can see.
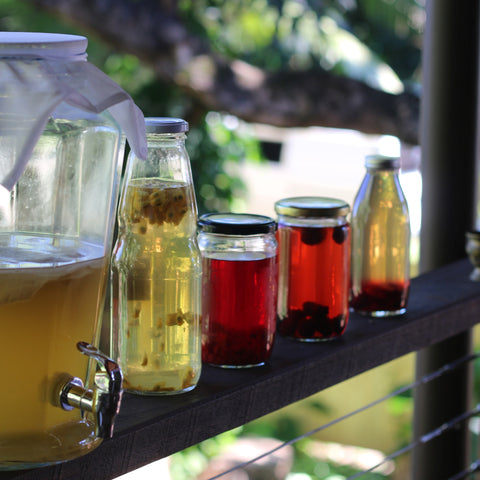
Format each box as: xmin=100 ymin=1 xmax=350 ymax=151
xmin=201 ymin=255 xmax=277 ymax=366
xmin=278 ymin=224 xmax=350 ymax=340
xmin=350 ymin=280 xmax=409 ymax=313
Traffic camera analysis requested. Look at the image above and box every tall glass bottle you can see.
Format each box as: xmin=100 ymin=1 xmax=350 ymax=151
xmin=111 ymin=117 xmax=201 ymax=394
xmin=350 ymin=154 xmax=411 ymax=317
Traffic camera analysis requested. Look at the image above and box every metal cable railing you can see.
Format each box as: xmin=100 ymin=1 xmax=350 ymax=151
xmin=203 ymin=351 xmax=480 ymax=480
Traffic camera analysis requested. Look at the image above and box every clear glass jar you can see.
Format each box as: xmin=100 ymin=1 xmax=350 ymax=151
xmin=198 ymin=213 xmax=278 ymax=368
xmin=350 ymin=154 xmax=411 ymax=317
xmin=0 ymin=33 xmax=133 ymax=469
xmin=111 ymin=117 xmax=202 ymax=394
xmin=275 ymin=197 xmax=351 ymax=341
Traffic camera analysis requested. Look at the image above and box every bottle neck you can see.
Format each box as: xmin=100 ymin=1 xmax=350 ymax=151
xmin=366 ymin=167 xmax=400 ymax=175
xmin=125 ymin=131 xmax=191 ymax=183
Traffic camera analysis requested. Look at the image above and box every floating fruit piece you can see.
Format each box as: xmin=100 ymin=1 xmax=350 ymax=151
xmin=333 ymin=225 xmax=348 ymax=245
xmin=300 ymin=227 xmax=327 ymax=246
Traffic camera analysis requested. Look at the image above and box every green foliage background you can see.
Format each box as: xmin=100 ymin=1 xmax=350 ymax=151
xmin=0 ymin=0 xmax=423 ymax=215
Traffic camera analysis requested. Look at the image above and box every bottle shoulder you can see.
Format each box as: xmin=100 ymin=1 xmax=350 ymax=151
xmin=354 ymin=174 xmax=407 ymax=205
xmin=352 ymin=178 xmax=409 ymax=228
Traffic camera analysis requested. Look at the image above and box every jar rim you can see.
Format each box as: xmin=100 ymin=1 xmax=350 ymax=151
xmin=274 ymin=196 xmax=350 ymax=218
xmin=145 ymin=117 xmax=189 ymax=134
xmin=198 ymin=213 xmax=276 ymax=235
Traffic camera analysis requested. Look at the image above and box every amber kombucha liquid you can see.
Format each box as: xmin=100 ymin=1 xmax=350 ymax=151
xmin=277 ymin=224 xmax=350 ymax=340
xmin=0 ymin=234 xmax=107 ymax=467
xmin=112 ymin=179 xmax=201 ymax=394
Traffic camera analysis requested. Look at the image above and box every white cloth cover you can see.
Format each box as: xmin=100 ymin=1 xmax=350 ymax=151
xmin=0 ymin=54 xmax=147 ymax=190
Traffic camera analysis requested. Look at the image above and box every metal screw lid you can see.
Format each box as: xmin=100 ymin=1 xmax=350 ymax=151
xmin=274 ymin=196 xmax=350 ymax=218
xmin=365 ymin=154 xmax=400 ymax=170
xmin=198 ymin=213 xmax=276 ymax=235
xmin=145 ymin=117 xmax=189 ymax=134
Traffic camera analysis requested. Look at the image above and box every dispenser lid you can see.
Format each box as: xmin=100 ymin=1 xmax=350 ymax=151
xmin=274 ymin=197 xmax=350 ymax=218
xmin=0 ymin=32 xmax=87 ymax=60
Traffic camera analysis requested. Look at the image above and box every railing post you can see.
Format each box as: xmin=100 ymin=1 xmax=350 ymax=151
xmin=413 ymin=334 xmax=473 ymax=479
xmin=413 ymin=1 xmax=479 ymax=478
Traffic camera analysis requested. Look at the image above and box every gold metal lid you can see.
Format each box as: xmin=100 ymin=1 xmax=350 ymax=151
xmin=274 ymin=196 xmax=350 ymax=218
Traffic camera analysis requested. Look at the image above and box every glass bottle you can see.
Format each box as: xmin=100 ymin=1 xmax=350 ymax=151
xmin=350 ymin=154 xmax=411 ymax=317
xmin=111 ymin=117 xmax=201 ymax=394
xmin=198 ymin=213 xmax=278 ymax=368
xmin=275 ymin=197 xmax=351 ymax=341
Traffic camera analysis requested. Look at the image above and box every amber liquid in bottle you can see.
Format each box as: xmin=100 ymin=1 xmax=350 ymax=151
xmin=350 ymin=166 xmax=410 ymax=316
xmin=112 ymin=179 xmax=201 ymax=394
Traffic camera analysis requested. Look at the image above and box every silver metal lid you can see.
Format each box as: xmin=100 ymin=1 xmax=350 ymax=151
xmin=0 ymin=32 xmax=87 ymax=58
xmin=274 ymin=196 xmax=350 ymax=218
xmin=365 ymin=154 xmax=400 ymax=169
xmin=145 ymin=117 xmax=189 ymax=134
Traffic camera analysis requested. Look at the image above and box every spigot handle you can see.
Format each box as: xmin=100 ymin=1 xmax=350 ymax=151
xmin=77 ymin=342 xmax=123 ymax=396
xmin=77 ymin=342 xmax=123 ymax=439
xmin=54 ymin=342 xmax=123 ymax=439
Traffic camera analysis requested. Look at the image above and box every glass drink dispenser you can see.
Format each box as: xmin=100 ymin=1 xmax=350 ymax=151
xmin=0 ymin=32 xmax=146 ymax=469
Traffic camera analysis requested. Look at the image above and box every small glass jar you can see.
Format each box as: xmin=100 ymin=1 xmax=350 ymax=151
xmin=275 ymin=197 xmax=351 ymax=341
xmin=111 ymin=117 xmax=202 ymax=395
xmin=350 ymin=154 xmax=410 ymax=317
xmin=198 ymin=213 xmax=278 ymax=368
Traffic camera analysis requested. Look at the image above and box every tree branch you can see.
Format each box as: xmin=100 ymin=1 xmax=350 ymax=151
xmin=25 ymin=0 xmax=420 ymax=144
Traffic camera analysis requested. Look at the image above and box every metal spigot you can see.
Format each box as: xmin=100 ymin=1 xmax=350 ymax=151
xmin=54 ymin=342 xmax=123 ymax=439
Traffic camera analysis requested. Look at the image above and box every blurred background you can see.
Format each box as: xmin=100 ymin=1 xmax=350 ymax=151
xmin=0 ymin=1 xmax=434 ymax=478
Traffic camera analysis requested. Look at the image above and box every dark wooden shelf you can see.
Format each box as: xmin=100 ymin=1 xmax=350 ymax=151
xmin=3 ymin=258 xmax=480 ymax=480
